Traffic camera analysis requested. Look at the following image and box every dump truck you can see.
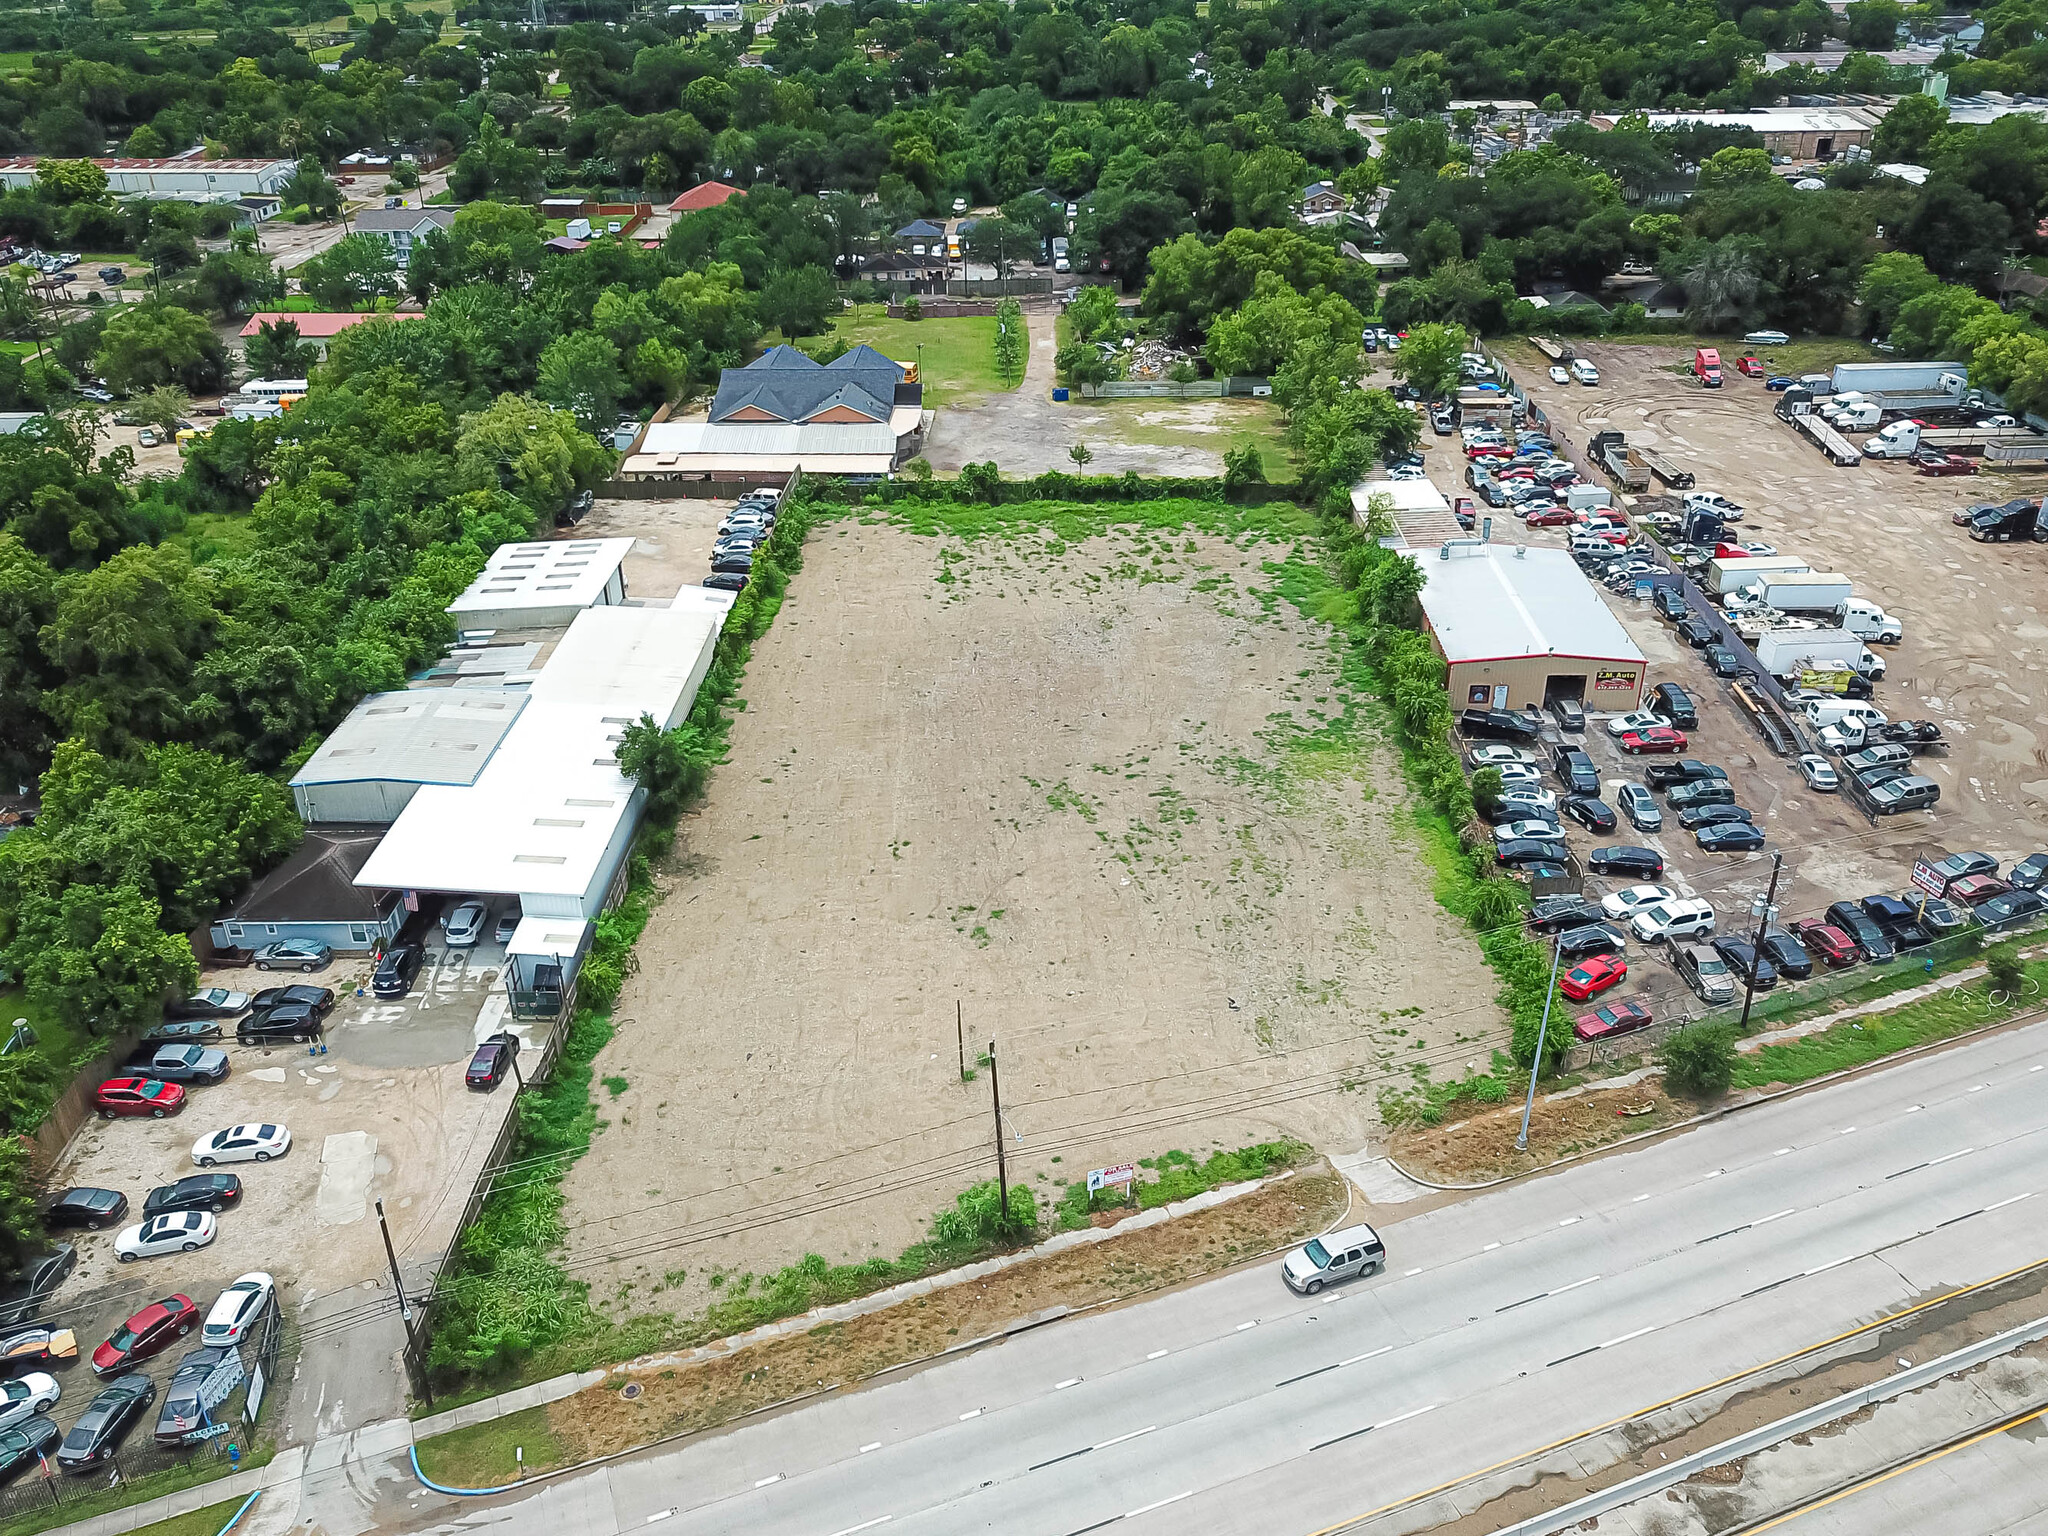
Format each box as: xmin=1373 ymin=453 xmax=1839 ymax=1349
xmin=1591 ymin=430 xmax=1651 ymax=492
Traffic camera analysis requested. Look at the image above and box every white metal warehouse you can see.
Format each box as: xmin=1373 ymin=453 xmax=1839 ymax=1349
xmin=447 ymin=538 xmax=634 ymax=632
xmin=1417 ymin=542 xmax=1646 ymax=711
xmin=289 ymin=691 xmax=528 ymax=824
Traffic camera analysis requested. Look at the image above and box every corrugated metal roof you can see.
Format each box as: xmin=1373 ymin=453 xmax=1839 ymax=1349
xmin=638 ymin=421 xmax=897 ymax=455
xmin=292 ymin=691 xmax=527 ymax=789
xmin=1418 ymin=545 xmax=1645 ymax=666
xmin=448 ymin=539 xmax=633 ymax=618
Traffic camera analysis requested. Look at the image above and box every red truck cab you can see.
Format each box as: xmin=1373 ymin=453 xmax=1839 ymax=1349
xmin=1693 ymin=347 xmax=1723 ymax=388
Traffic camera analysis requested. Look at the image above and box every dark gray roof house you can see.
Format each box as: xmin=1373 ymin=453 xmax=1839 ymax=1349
xmin=708 ymin=344 xmax=919 ymax=426
xmin=208 ymin=826 xmax=405 ymax=954
xmin=895 ymin=219 xmax=947 ymax=240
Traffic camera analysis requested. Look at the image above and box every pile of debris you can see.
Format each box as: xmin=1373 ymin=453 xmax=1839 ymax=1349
xmin=1122 ymin=338 xmax=1196 ymax=380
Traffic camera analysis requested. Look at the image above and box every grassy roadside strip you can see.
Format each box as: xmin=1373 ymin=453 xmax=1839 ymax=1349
xmin=1735 ymin=943 xmax=2048 ymax=1089
xmin=0 ymin=1451 xmax=274 ymax=1536
xmin=413 ymin=1163 xmax=1348 ymax=1488
xmin=92 ymin=1498 xmax=251 ymax=1536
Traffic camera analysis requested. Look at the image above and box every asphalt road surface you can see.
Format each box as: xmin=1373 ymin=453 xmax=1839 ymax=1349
xmin=398 ymin=1018 xmax=2048 ymax=1536
xmin=1744 ymin=1405 xmax=2048 ymax=1533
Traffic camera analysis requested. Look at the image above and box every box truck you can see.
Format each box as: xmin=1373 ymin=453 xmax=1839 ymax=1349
xmin=1756 ymin=629 xmax=1868 ymax=678
xmin=1702 ymin=554 xmax=1812 ymax=597
xmin=1724 ymin=571 xmax=1856 ymax=613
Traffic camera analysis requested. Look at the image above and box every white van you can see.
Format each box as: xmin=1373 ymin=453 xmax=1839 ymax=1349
xmin=1570 ymin=358 xmax=1600 ymax=386
xmin=1804 ymin=699 xmax=1887 ymax=731
xmin=1630 ymin=897 xmax=1716 ymax=943
xmin=1282 ymin=1223 xmax=1385 ymax=1294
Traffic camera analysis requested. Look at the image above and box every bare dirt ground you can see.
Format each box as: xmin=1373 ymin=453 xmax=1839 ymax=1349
xmin=1390 ymin=1077 xmax=1691 ymax=1186
xmin=1496 ymin=340 xmax=2048 ymax=997
xmin=924 ymin=306 xmax=1289 ymax=477
xmin=558 ymin=516 xmax=1505 ymax=1322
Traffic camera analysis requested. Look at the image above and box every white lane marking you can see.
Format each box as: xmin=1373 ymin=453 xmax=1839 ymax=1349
xmin=2032 ymin=1065 xmax=2044 ymax=1073
xmin=1930 ymin=1148 xmax=1974 ymax=1166
xmin=1839 ymin=1127 xmax=1857 ymax=1136
xmin=1559 ymin=1216 xmax=1580 ymax=1227
xmin=1969 ymin=1084 xmax=1987 ymax=1093
xmin=1704 ymin=1169 xmax=1723 ymax=1179
xmin=1483 ymin=1241 xmax=1501 ymax=1251
xmin=1600 ymin=1325 xmax=1656 ymax=1349
xmin=826 ymin=1519 xmax=892 ymax=1536
xmin=1549 ymin=1274 xmax=1601 ymax=1297
xmin=1125 ymin=1491 xmax=1193 ymax=1519
xmin=1907 ymin=1105 xmax=1923 ymax=1113
xmin=754 ymin=1474 xmax=783 ymax=1488
xmin=1774 ymin=1147 xmax=1792 ymax=1156
xmin=1755 ymin=1208 xmax=1797 ymax=1226
xmin=645 ymin=1512 xmax=675 ymax=1525
xmin=958 ymin=1409 xmax=983 ymax=1420
xmin=1146 ymin=1349 xmax=1168 ymax=1360
xmin=1375 ymin=1404 xmax=1438 ymax=1430
xmin=859 ymin=1442 xmax=882 ymax=1454
xmin=1094 ymin=1426 xmax=1157 ymax=1451
xmin=1987 ymin=1192 xmax=2033 ymax=1211
xmin=1803 ymin=1255 xmax=1852 ymax=1277
xmin=1236 ymin=1321 xmax=1259 ymax=1332
xmin=1055 ymin=1378 xmax=1082 ymax=1390
xmin=1633 ymin=1193 xmax=1651 ymax=1202
xmin=1404 ymin=1267 xmax=1423 ymax=1277
xmin=1339 ymin=1345 xmax=1393 ymax=1367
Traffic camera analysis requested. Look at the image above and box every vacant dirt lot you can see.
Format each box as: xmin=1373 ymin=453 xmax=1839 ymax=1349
xmin=559 ymin=514 xmax=1504 ymax=1319
xmin=1508 ymin=340 xmax=2048 ymax=937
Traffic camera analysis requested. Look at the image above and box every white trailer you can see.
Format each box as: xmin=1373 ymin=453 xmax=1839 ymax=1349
xmin=1864 ymin=419 xmax=2048 ymax=458
xmin=1754 ymin=628 xmax=1868 ymax=677
xmin=1702 ymin=554 xmax=1812 ymax=597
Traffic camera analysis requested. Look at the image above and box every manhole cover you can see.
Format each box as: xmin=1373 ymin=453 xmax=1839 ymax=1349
xmin=620 ymin=1382 xmax=643 ymax=1400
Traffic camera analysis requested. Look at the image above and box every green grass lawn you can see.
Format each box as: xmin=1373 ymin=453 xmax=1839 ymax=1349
xmin=119 ymin=1498 xmax=252 ymax=1536
xmin=0 ymin=983 xmax=102 ymax=1088
xmin=0 ymin=52 xmax=35 ymax=76
xmin=413 ymin=1403 xmax=567 ymax=1489
xmin=811 ymin=306 xmax=1016 ymax=408
xmin=1082 ymin=398 xmax=1296 ymax=482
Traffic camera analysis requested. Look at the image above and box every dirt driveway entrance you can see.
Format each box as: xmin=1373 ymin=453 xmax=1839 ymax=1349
xmin=558 ymin=514 xmax=1504 ymax=1322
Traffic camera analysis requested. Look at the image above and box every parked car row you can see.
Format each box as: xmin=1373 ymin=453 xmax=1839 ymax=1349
xmin=703 ymin=487 xmax=781 ymax=594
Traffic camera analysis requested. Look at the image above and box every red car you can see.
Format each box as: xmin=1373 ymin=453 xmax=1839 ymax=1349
xmin=1735 ymin=355 xmax=1765 ymax=378
xmin=1947 ymin=875 xmax=2012 ymax=905
xmin=1560 ymin=954 xmax=1628 ymax=1001
xmin=1711 ymin=544 xmax=1750 ymax=560
xmin=1525 ymin=507 xmax=1575 ymax=527
xmin=92 ymin=1295 xmax=197 ymax=1375
xmin=1573 ymin=1000 xmax=1654 ymax=1042
xmin=1620 ymin=727 xmax=1688 ymax=754
xmin=1915 ymin=450 xmax=1977 ymax=477
xmin=93 ymin=1078 xmax=185 ymax=1119
xmin=1790 ymin=920 xmax=1858 ymax=968
xmin=1467 ymin=444 xmax=1512 ymax=460
xmin=1454 ymin=495 xmax=1476 ymax=529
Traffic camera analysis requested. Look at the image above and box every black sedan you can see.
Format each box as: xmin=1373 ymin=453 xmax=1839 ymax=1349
xmin=1496 ymin=838 xmax=1572 ymax=868
xmin=465 ymin=1033 xmax=520 ymax=1091
xmin=1759 ymin=927 xmax=1814 ymax=981
xmin=1675 ymin=616 xmax=1715 ymax=648
xmin=248 ymin=986 xmax=334 ymax=1017
xmin=1646 ymin=759 xmax=1727 ymax=788
xmin=1980 ymin=889 xmax=2048 ymax=932
xmin=57 ymin=1375 xmax=155 ymax=1472
xmin=1529 ymin=897 xmax=1604 ymax=935
xmin=1653 ymin=587 xmax=1689 ymax=621
xmin=1563 ymin=796 xmax=1617 ymax=833
xmin=1713 ymin=936 xmax=1778 ymax=989
xmin=2009 ymin=853 xmax=2048 ymax=891
xmin=1697 ymin=821 xmax=1768 ymax=852
xmin=42 ymin=1188 xmax=127 ymax=1232
xmin=1704 ymin=645 xmax=1746 ymax=678
xmin=141 ymin=1175 xmax=242 ymax=1219
xmin=1677 ymin=803 xmax=1753 ymax=831
xmin=1556 ymin=922 xmax=1628 ymax=960
xmin=236 ymin=1004 xmax=324 ymax=1044
xmin=0 ymin=1418 xmax=58 ymax=1484
xmin=1588 ymin=846 xmax=1666 ymax=878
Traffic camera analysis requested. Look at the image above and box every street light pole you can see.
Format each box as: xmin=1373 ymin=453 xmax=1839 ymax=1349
xmin=1515 ymin=936 xmax=1568 ymax=1150
xmin=1738 ymin=850 xmax=1784 ymax=1033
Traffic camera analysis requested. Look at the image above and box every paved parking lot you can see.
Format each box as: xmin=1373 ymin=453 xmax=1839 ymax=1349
xmin=1479 ymin=340 xmax=2048 ymax=1023
xmin=38 ymin=912 xmax=537 ymax=1445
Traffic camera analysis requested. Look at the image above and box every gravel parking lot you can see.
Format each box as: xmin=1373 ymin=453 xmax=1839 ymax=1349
xmin=1480 ymin=339 xmax=2048 ymax=1022
xmin=571 ymin=495 xmax=735 ymax=598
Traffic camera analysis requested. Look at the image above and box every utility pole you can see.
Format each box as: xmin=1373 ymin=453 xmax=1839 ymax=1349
xmin=1515 ymin=937 xmax=1567 ymax=1151
xmin=956 ymin=998 xmax=964 ymax=1081
xmin=988 ymin=1039 xmax=1008 ymax=1226
xmin=376 ymin=1198 xmax=432 ymax=1408
xmin=1738 ymin=850 xmax=1785 ymax=1033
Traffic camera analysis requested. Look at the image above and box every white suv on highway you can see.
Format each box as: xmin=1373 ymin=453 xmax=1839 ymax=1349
xmin=1283 ymin=1223 xmax=1386 ymax=1295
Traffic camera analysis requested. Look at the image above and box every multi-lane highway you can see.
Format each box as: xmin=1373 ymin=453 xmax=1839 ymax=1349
xmin=1740 ymin=1404 xmax=2048 ymax=1534
xmin=394 ymin=1018 xmax=2048 ymax=1536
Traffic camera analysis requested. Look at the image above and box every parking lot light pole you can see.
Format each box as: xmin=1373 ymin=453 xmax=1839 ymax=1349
xmin=1738 ymin=850 xmax=1785 ymax=1034
xmin=1516 ymin=938 xmax=1568 ymax=1151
